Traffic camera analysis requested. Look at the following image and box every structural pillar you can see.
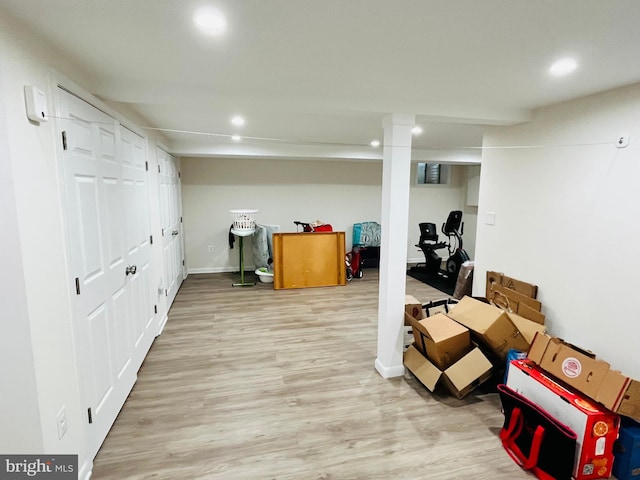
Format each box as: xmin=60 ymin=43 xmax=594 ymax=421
xmin=375 ymin=113 xmax=414 ymax=378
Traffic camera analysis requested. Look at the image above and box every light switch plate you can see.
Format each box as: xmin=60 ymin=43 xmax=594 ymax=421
xmin=485 ymin=212 xmax=496 ymax=226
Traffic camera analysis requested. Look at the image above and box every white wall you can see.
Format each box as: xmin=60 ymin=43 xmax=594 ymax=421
xmin=475 ymin=81 xmax=640 ymax=379
xmin=0 ymin=7 xmax=174 ymax=477
xmin=0 ymin=8 xmax=87 ymax=462
xmin=181 ymin=157 xmax=477 ymax=272
xmin=409 ymin=164 xmax=478 ymax=263
xmin=0 ymin=63 xmax=44 ymax=454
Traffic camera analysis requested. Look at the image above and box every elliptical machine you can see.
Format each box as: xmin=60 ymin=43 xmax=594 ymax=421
xmin=415 ymin=210 xmax=470 ymax=283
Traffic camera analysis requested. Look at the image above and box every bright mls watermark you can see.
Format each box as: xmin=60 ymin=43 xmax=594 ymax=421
xmin=0 ymin=455 xmax=77 ymax=479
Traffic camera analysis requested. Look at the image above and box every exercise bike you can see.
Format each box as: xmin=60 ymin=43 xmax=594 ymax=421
xmin=414 ymin=210 xmax=470 ymax=283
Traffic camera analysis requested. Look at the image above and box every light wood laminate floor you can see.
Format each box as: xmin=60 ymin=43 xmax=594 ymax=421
xmin=91 ymin=270 xmax=531 ymax=480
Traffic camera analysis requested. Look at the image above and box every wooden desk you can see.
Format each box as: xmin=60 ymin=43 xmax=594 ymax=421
xmin=272 ymin=232 xmax=346 ymax=289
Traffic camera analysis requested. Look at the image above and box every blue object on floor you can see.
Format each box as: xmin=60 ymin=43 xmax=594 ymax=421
xmin=613 ymin=416 xmax=640 ymax=480
xmin=504 ymin=348 xmax=527 ymax=384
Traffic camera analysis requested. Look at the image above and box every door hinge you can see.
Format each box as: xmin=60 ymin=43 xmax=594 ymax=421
xmin=150 ymin=235 xmax=153 ymax=245
xmin=154 ymin=305 xmax=157 ymax=314
xmin=180 ymin=216 xmax=183 ymax=223
xmin=178 ymin=171 xmax=181 ymax=178
xmin=161 ymin=228 xmax=164 ymax=236
xmin=145 ymin=161 xmax=149 ymax=171
xmin=158 ymin=165 xmax=161 ymax=173
xmin=75 ymin=278 xmax=80 ymax=295
xmin=182 ymin=259 xmax=185 ymax=266
xmin=61 ymin=131 xmax=68 ymax=150
xmin=165 ymin=289 xmax=168 ymax=297
xmin=87 ymin=407 xmax=93 ymax=424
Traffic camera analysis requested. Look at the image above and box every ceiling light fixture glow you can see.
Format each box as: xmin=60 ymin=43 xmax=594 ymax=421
xmin=370 ymin=140 xmax=380 ymax=147
xmin=231 ymin=135 xmax=241 ymax=141
xmin=411 ymin=126 xmax=423 ymax=135
xmin=194 ymin=7 xmax=227 ymax=36
xmin=549 ymin=57 xmax=578 ymax=77
xmin=231 ymin=116 xmax=245 ymax=127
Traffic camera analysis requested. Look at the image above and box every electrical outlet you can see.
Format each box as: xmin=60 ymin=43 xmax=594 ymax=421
xmin=208 ymin=245 xmax=214 ymax=253
xmin=56 ymin=406 xmax=68 ymax=439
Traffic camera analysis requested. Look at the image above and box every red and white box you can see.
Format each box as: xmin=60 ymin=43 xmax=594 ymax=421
xmin=506 ymin=359 xmax=620 ymax=480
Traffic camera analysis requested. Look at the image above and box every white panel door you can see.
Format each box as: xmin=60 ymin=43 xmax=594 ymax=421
xmin=158 ymin=148 xmax=184 ymax=305
xmin=120 ymin=126 xmax=155 ymax=369
xmin=58 ymin=89 xmax=153 ymax=459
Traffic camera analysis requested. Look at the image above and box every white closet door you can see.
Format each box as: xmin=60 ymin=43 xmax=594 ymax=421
xmin=120 ymin=126 xmax=155 ymax=369
xmin=158 ymin=148 xmax=183 ymax=305
xmin=58 ymin=89 xmax=153 ymax=459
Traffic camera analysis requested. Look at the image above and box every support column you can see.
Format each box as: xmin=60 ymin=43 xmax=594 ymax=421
xmin=375 ymin=113 xmax=414 ymax=378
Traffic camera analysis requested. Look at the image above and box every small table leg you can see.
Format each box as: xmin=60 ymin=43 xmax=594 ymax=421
xmin=232 ymin=235 xmax=255 ymax=287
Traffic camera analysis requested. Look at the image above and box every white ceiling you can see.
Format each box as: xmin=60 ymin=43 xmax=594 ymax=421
xmin=3 ymin=0 xmax=640 ymax=161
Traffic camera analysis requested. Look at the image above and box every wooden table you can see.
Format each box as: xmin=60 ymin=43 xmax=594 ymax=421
xmin=272 ymin=232 xmax=346 ymax=289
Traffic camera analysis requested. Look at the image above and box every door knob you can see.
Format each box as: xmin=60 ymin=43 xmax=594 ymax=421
xmin=172 ymin=230 xmax=179 ymax=236
xmin=125 ymin=265 xmax=137 ymax=275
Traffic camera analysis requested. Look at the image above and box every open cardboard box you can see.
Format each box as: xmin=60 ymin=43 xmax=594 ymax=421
xmin=528 ymin=333 xmax=640 ymax=422
xmin=403 ymin=307 xmax=492 ymax=398
xmin=404 ymin=344 xmax=493 ymax=399
xmin=446 ymin=296 xmax=530 ymax=360
xmin=406 ymin=312 xmax=471 ymax=370
xmin=405 ymin=295 xmax=424 ymax=326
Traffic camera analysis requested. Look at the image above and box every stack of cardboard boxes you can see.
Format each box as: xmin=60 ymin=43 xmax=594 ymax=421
xmin=403 ymin=308 xmax=494 ymax=399
xmin=404 ymin=272 xmax=546 ymax=398
xmin=403 ymin=272 xmax=640 ymax=480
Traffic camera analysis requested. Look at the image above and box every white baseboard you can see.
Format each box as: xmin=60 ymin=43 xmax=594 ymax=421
xmin=188 ymin=266 xmax=257 ymax=275
xmin=189 ymin=261 xmax=422 ymax=276
xmin=156 ymin=312 xmax=168 ymax=336
xmin=78 ymin=459 xmax=92 ymax=480
xmin=406 ymin=256 xmax=424 ymax=265
xmin=374 ymin=358 xmax=405 ymax=378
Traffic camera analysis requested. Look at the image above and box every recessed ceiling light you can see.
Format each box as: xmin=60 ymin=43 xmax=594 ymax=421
xmin=193 ymin=6 xmax=227 ymax=36
xmin=411 ymin=126 xmax=423 ymax=135
xmin=549 ymin=57 xmax=578 ymax=77
xmin=370 ymin=140 xmax=380 ymax=147
xmin=231 ymin=116 xmax=245 ymax=127
xmin=231 ymin=135 xmax=241 ymax=142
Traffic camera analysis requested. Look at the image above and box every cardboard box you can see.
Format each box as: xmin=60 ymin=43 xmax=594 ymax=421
xmin=516 ymin=302 xmax=546 ymax=325
xmin=452 ymin=261 xmax=473 ymax=299
xmin=486 ymin=271 xmax=504 ymax=299
xmin=490 ymin=283 xmax=542 ymax=313
xmin=408 ymin=312 xmax=471 ymax=370
xmin=486 ymin=271 xmax=538 ymax=299
xmin=405 ymin=295 xmax=424 ymax=326
xmin=424 ymin=298 xmax=458 ymax=317
xmin=404 ymin=344 xmax=493 ymax=399
xmin=507 ymin=359 xmax=620 ymax=480
xmin=613 ymin=417 xmax=640 ymax=480
xmin=528 ymin=333 xmax=640 ymax=422
xmin=485 ymin=272 xmax=545 ymax=324
xmin=446 ymin=296 xmax=529 ymax=360
xmin=501 ymin=274 xmax=538 ymax=298
xmin=507 ymin=311 xmax=546 ymax=344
